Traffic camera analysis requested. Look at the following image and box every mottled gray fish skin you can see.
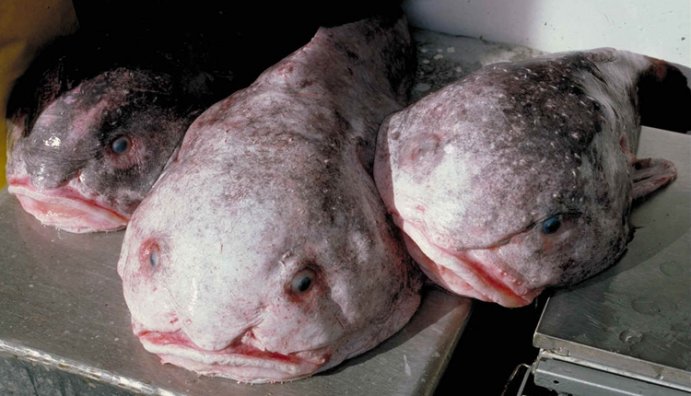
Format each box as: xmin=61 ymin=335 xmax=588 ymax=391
xmin=6 ymin=68 xmax=192 ymax=233
xmin=375 ymin=48 xmax=687 ymax=307
xmin=118 ymin=15 xmax=422 ymax=383
xmin=4 ymin=26 xmax=248 ymax=234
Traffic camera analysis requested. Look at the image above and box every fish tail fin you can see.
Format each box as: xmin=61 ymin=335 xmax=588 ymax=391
xmin=376 ymin=12 xmax=417 ymax=104
xmin=326 ymin=12 xmax=415 ymax=104
xmin=637 ymin=59 xmax=691 ymax=132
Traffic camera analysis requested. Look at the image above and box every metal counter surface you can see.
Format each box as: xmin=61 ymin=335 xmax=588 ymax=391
xmin=534 ymin=127 xmax=691 ymax=392
xmin=0 ymin=188 xmax=471 ymax=395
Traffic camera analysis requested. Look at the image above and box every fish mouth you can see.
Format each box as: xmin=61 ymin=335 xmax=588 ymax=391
xmin=400 ymin=223 xmax=543 ymax=307
xmin=7 ymin=177 xmax=129 ymax=233
xmin=136 ymin=329 xmax=332 ymax=383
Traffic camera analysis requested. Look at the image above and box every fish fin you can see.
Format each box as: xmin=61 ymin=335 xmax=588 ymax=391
xmin=637 ymin=59 xmax=691 ymax=132
xmin=631 ymin=158 xmax=677 ymax=200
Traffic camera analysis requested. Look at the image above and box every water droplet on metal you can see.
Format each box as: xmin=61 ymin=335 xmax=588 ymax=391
xmin=631 ymin=297 xmax=675 ymax=316
xmin=631 ymin=297 xmax=660 ymax=315
xmin=618 ymin=329 xmax=643 ymax=344
xmin=659 ymin=260 xmax=683 ymax=277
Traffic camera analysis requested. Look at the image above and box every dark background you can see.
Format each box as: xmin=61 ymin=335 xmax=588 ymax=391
xmin=434 ymin=296 xmax=554 ymax=396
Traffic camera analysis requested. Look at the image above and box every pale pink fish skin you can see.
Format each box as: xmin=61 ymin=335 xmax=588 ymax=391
xmin=118 ymin=14 xmax=422 ymax=383
xmin=375 ymin=48 xmax=688 ymax=307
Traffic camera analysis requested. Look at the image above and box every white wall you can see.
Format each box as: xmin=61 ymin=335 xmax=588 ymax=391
xmin=403 ymin=0 xmax=691 ymax=66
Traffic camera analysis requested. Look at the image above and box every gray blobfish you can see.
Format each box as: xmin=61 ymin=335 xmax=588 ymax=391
xmin=4 ymin=32 xmax=241 ymax=233
xmin=117 ymin=14 xmax=422 ymax=383
xmin=374 ymin=48 xmax=690 ymax=307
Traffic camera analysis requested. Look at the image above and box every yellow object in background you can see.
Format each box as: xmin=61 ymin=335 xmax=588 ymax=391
xmin=0 ymin=0 xmax=78 ymax=188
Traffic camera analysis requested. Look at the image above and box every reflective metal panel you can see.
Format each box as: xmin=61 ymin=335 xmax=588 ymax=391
xmin=534 ymin=127 xmax=691 ymax=392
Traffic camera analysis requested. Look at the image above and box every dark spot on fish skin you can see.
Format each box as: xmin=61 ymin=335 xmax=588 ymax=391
xmin=355 ymin=137 xmax=375 ymax=174
xmin=560 ymin=265 xmax=591 ymax=286
xmin=592 ymin=115 xmax=603 ymax=133
xmin=582 ymin=147 xmax=613 ymax=210
xmin=478 ymin=54 xmax=605 ymax=161
xmin=608 ymin=234 xmax=624 ymax=252
xmin=406 ymin=134 xmax=442 ymax=162
xmin=299 ymin=79 xmax=315 ymax=89
xmin=345 ymin=49 xmax=359 ymax=60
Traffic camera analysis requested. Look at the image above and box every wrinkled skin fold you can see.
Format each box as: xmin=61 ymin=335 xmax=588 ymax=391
xmin=118 ymin=14 xmax=422 ymax=383
xmin=374 ymin=48 xmax=689 ymax=307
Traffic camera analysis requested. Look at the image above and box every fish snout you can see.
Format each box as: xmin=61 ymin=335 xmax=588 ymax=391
xmin=181 ymin=321 xmax=257 ymax=353
xmin=183 ymin=324 xmax=234 ymax=352
xmin=24 ymin=153 xmax=81 ymax=190
xmin=29 ymin=170 xmax=72 ymax=190
xmin=185 ymin=332 xmax=231 ymax=352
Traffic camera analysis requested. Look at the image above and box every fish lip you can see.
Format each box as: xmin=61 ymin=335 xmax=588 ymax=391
xmin=450 ymin=250 xmax=543 ymax=307
xmin=399 ymin=221 xmax=542 ymax=307
xmin=421 ymin=244 xmax=539 ymax=307
xmin=7 ymin=177 xmax=129 ymax=233
xmin=135 ymin=329 xmax=331 ymax=381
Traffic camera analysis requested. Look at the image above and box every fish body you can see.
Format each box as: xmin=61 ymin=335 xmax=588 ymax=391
xmin=374 ymin=48 xmax=689 ymax=307
xmin=118 ymin=14 xmax=421 ymax=383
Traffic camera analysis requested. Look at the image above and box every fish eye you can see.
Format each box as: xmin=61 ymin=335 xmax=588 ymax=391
xmin=290 ymin=268 xmax=316 ymax=294
xmin=541 ymin=215 xmax=562 ymax=234
xmin=139 ymin=239 xmax=161 ymax=272
xmin=111 ymin=136 xmax=131 ymax=154
xmin=149 ymin=247 xmax=159 ymax=268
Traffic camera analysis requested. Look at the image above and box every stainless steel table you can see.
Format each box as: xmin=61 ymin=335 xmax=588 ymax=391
xmin=532 ymin=127 xmax=691 ymax=395
xmin=0 ymin=187 xmax=471 ymax=395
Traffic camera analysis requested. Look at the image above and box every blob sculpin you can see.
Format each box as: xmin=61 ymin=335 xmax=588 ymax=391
xmin=4 ymin=30 xmax=244 ymax=233
xmin=374 ymin=48 xmax=690 ymax=307
xmin=118 ymin=14 xmax=421 ymax=383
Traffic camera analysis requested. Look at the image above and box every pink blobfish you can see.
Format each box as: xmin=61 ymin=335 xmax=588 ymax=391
xmin=118 ymin=14 xmax=422 ymax=383
xmin=375 ymin=48 xmax=690 ymax=307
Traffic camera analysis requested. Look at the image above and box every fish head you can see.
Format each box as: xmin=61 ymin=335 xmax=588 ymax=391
xmin=376 ymin=55 xmax=647 ymax=307
xmin=6 ymin=68 xmax=191 ymax=233
xmin=117 ymin=146 xmax=421 ymax=383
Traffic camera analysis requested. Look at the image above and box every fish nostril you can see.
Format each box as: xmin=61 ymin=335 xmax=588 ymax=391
xmin=168 ymin=315 xmax=179 ymax=326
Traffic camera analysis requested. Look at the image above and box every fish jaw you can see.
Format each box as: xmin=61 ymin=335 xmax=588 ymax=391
xmin=399 ymin=221 xmax=543 ymax=308
xmin=7 ymin=177 xmax=128 ymax=233
xmin=135 ymin=328 xmax=332 ymax=384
